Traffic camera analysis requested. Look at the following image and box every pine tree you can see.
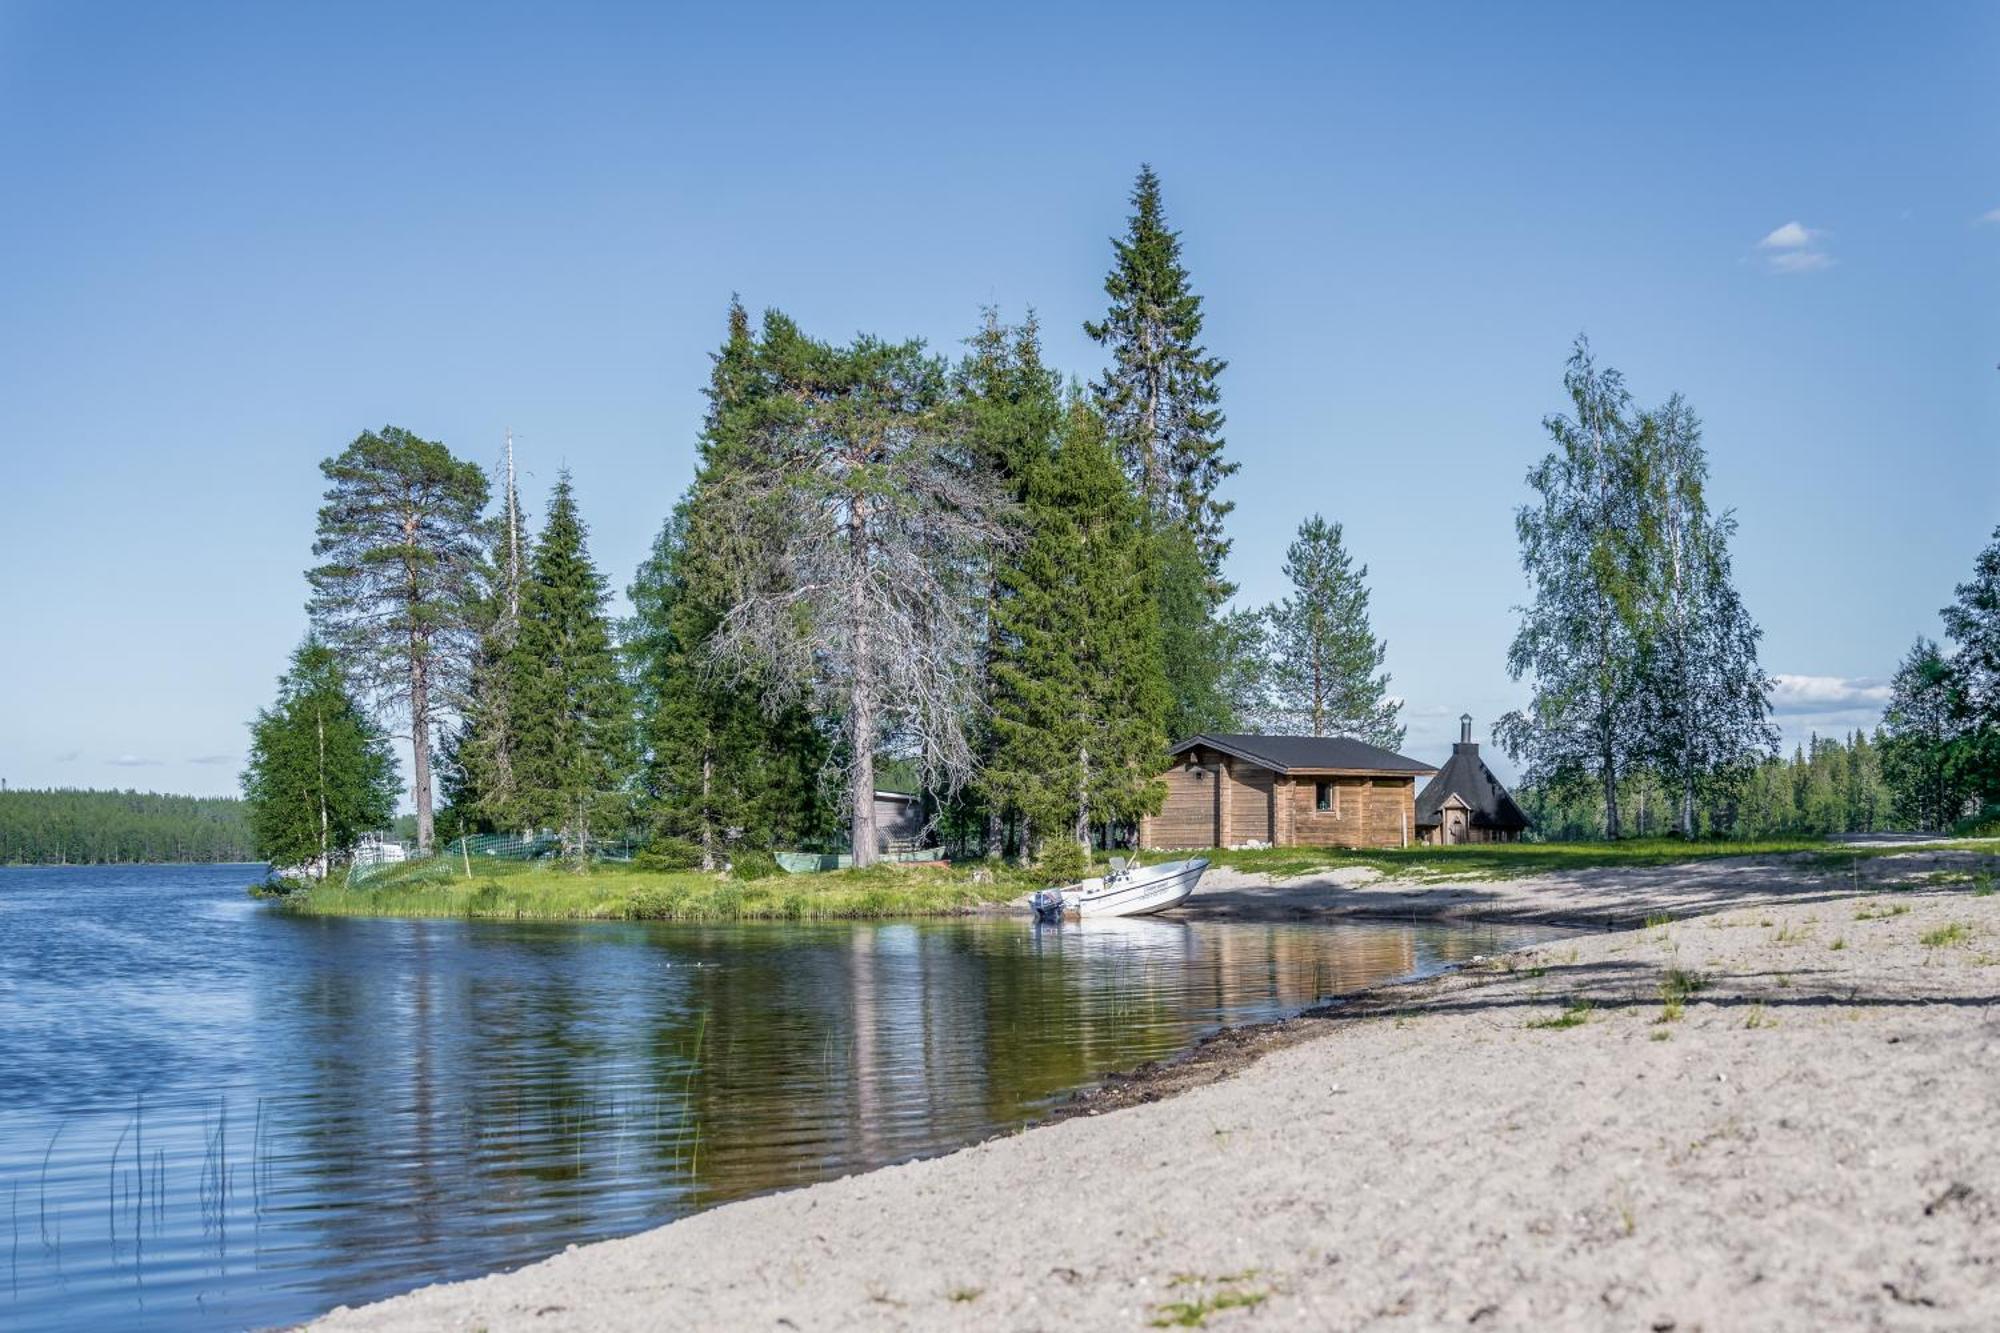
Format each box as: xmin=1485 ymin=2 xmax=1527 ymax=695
xmin=986 ymin=398 xmax=1167 ymax=857
xmin=307 ymin=426 xmax=490 ymax=854
xmin=1498 ymin=338 xmax=1652 ymax=837
xmin=704 ymin=313 xmax=1013 ymax=866
xmin=628 ymin=302 xmax=830 ymax=868
xmin=1261 ymin=515 xmax=1404 ymax=745
xmin=241 ymin=638 xmax=399 ymax=874
xmin=1085 ymin=165 xmax=1236 ymax=582
xmin=509 ymin=472 xmax=636 ymax=866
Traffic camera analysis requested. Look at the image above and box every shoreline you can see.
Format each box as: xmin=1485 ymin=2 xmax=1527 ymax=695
xmin=315 ymin=844 xmax=2000 ymax=1330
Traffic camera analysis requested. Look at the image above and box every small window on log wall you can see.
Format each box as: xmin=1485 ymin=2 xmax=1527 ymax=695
xmin=1315 ymin=781 xmax=1338 ymax=814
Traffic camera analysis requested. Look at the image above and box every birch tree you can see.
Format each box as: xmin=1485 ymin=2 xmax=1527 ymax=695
xmin=307 ymin=426 xmax=489 ymax=854
xmin=1632 ymin=395 xmax=1775 ymax=834
xmin=706 ymin=314 xmax=1013 ymax=866
xmin=1498 ymin=339 xmax=1650 ymax=837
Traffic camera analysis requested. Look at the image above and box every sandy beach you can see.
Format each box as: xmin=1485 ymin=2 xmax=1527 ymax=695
xmin=315 ymin=848 xmax=2000 ymax=1331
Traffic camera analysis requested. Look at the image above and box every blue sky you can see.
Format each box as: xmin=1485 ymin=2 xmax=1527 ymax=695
xmin=1 ymin=2 xmax=1995 ymax=797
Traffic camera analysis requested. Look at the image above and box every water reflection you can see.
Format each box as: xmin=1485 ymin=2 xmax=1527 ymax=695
xmin=0 ymin=865 xmax=1564 ymax=1330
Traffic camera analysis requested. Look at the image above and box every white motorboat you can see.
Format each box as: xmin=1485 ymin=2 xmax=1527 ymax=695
xmin=1058 ymin=857 xmax=1208 ymax=919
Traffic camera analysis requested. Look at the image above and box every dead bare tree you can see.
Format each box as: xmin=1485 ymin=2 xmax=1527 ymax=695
xmin=705 ymin=329 xmax=1013 ymax=866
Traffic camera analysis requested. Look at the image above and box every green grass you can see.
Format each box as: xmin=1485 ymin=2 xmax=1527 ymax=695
xmin=1920 ymin=921 xmax=1974 ymax=949
xmin=1150 ymin=1276 xmax=1270 ymax=1328
xmin=1207 ymin=837 xmax=1854 ymax=884
xmin=282 ymin=857 xmax=1036 ymax=922
xmin=1527 ymin=997 xmax=1594 ymax=1030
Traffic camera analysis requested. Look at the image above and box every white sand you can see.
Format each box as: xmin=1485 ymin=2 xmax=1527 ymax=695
xmin=317 ymin=851 xmax=2000 ymax=1331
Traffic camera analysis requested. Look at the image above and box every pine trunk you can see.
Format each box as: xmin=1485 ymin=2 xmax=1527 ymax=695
xmin=848 ymin=497 xmax=877 ymax=868
xmin=410 ymin=650 xmax=435 ymax=855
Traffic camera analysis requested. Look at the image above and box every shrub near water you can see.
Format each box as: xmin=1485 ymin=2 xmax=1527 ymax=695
xmin=285 ymin=856 xmax=1032 ymax=922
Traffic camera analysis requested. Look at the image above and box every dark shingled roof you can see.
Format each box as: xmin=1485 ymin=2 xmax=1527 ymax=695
xmin=1170 ymin=733 xmax=1436 ymax=775
xmin=1415 ymin=743 xmax=1531 ymax=832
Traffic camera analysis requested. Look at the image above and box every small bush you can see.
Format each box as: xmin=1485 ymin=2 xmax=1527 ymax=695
xmin=1037 ymin=839 xmax=1089 ymax=884
xmin=1950 ymin=803 xmax=2000 ymax=839
xmin=634 ymin=838 xmax=705 ymax=872
xmin=729 ymin=849 xmax=781 ymax=881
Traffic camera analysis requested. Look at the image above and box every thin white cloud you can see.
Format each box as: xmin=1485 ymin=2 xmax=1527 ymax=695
xmin=1756 ymin=221 xmax=1831 ymax=274
xmin=1770 ymin=674 xmax=1890 ymax=713
xmin=1980 ymin=206 xmax=2000 ymax=225
xmin=108 ymin=754 xmax=162 ymax=767
xmin=53 ymin=749 xmax=80 ymax=763
xmin=1758 ymin=221 xmax=1818 ymax=249
xmin=188 ymin=754 xmax=236 ymax=766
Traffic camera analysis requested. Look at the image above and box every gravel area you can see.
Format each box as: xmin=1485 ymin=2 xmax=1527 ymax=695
xmin=315 ymin=851 xmax=2000 ymax=1332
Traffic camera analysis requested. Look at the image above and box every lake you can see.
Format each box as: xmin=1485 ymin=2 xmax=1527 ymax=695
xmin=0 ymin=863 xmax=1565 ymax=1329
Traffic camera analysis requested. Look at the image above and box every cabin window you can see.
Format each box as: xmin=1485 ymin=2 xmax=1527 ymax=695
xmin=1315 ymin=781 xmax=1338 ymax=814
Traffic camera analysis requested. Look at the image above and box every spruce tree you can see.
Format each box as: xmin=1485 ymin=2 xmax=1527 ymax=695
xmin=1261 ymin=515 xmax=1404 ymax=745
xmin=508 ymin=472 xmax=636 ymax=866
xmin=307 ymin=426 xmax=490 ymax=854
xmin=957 ymin=309 xmax=1064 ymax=856
xmin=241 ymin=638 xmax=398 ymax=874
xmin=1085 ymin=165 xmax=1236 ymax=584
xmin=986 ymin=398 xmax=1167 ymax=857
xmin=628 ymin=301 xmax=830 ymax=868
xmin=445 ymin=440 xmax=531 ymax=833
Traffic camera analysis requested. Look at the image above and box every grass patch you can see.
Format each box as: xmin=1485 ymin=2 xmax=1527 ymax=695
xmin=284 ymin=857 xmax=1035 ymax=922
xmin=1920 ymin=922 xmax=1973 ymax=949
xmin=1527 ymin=998 xmax=1594 ymax=1030
xmin=1743 ymin=1002 xmax=1774 ymax=1030
xmin=1205 ymin=837 xmax=1856 ymax=884
xmin=1150 ymin=1275 xmax=1270 ymax=1328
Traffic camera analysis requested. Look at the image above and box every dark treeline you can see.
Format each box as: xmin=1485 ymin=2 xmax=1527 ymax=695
xmin=0 ymin=788 xmax=255 ymax=864
xmin=237 ymin=165 xmax=2000 ymax=869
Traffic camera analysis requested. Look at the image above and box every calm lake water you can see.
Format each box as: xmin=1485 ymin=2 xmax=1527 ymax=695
xmin=0 ymin=863 xmax=1564 ymax=1330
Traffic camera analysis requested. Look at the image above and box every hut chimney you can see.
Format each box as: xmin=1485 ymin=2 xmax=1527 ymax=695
xmin=1459 ymin=713 xmax=1473 ymax=746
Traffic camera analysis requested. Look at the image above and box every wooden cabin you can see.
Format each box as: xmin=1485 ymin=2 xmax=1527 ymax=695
xmin=1414 ymin=715 xmax=1530 ymax=844
xmin=1139 ymin=733 xmax=1438 ymax=850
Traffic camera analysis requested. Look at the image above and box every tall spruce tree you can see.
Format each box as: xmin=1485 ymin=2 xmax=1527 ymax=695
xmin=1085 ymin=165 xmax=1236 ymax=582
xmin=307 ymin=426 xmax=490 ymax=854
xmin=958 ymin=309 xmax=1064 ymax=857
xmin=986 ymin=398 xmax=1167 ymax=856
xmin=1632 ymin=395 xmax=1776 ymax=834
xmin=444 ymin=438 xmax=531 ymax=833
xmin=1499 ymin=339 xmax=1652 ymax=837
xmin=1085 ymin=166 xmax=1240 ymax=740
xmin=1261 ymin=515 xmax=1404 ymax=745
xmin=509 ymin=472 xmax=636 ymax=866
xmin=242 ymin=638 xmax=399 ymax=874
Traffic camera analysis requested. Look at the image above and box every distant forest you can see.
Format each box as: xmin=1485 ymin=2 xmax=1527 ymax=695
xmin=0 ymin=789 xmax=256 ymax=864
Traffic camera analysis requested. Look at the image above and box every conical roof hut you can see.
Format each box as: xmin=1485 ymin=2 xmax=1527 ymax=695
xmin=1415 ymin=715 xmax=1530 ymax=845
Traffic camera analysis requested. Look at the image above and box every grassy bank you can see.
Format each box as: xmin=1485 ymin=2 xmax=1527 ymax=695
xmin=1202 ymin=836 xmax=1966 ymax=882
xmin=282 ymin=856 xmax=1036 ymax=922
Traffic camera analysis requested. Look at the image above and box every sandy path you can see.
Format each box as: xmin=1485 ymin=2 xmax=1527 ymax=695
xmin=316 ymin=852 xmax=2000 ymax=1331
